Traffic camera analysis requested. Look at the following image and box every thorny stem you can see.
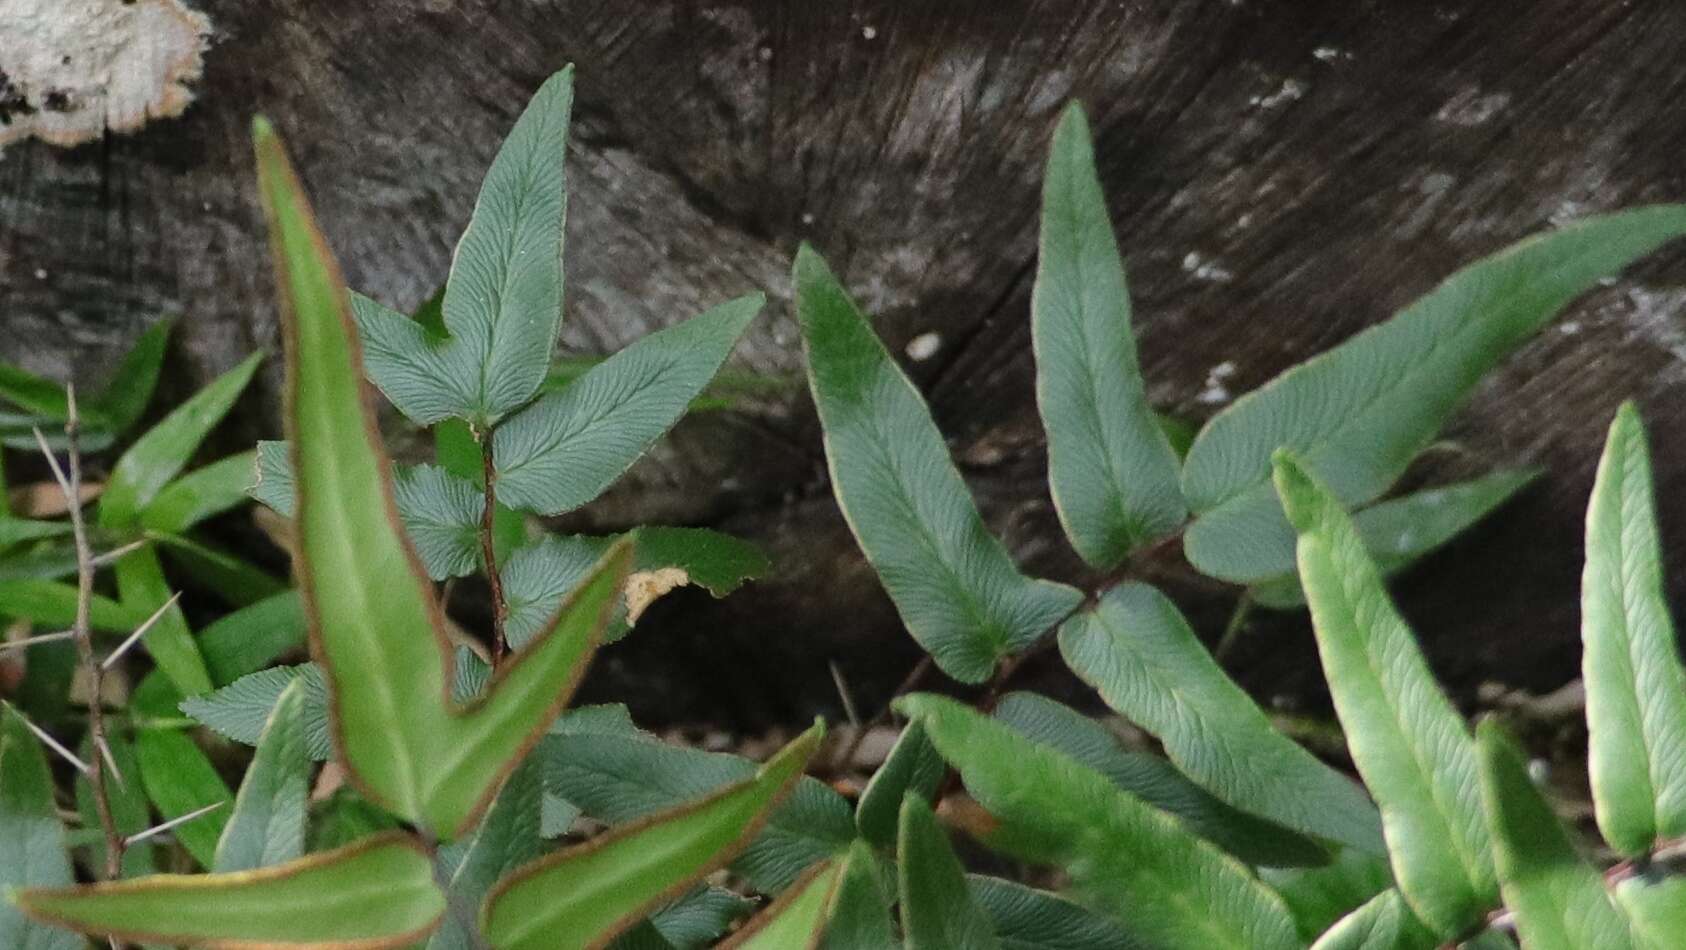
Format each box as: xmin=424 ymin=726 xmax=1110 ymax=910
xmin=55 ymin=390 xmax=127 ymax=939
xmin=479 ymin=433 xmax=509 ymax=666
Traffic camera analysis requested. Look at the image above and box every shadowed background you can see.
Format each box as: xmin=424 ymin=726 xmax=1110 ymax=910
xmin=5 ymin=0 xmax=1686 ymax=728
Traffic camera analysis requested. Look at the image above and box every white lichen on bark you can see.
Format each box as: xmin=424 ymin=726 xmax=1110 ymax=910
xmin=0 ymin=0 xmax=210 ymax=147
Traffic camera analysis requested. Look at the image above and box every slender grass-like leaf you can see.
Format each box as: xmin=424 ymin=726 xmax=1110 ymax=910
xmin=897 ymin=693 xmax=1301 ymax=950
xmin=133 ymin=728 xmax=232 ymax=867
xmin=1276 ymin=454 xmax=1496 ymax=936
xmin=1184 ymin=205 xmax=1686 ymax=583
xmin=130 ymin=672 xmax=233 ymax=867
xmin=993 ymin=690 xmax=1330 ymax=867
xmin=0 ymin=516 xmax=71 ymax=550
xmin=97 ymin=351 xmax=263 ymax=530
xmin=254 ymin=116 xmax=632 ymax=836
xmin=796 ymin=244 xmax=1082 ymax=682
xmin=112 ymin=544 xmax=213 ymax=696
xmin=482 ymin=724 xmax=822 ymax=950
xmin=12 ymin=832 xmax=445 ymax=948
xmin=152 ymin=532 xmax=287 ymax=606
xmin=0 ymin=364 xmax=71 ymax=422
xmin=1033 ymin=103 xmax=1185 ymax=569
xmin=1058 ymin=582 xmax=1382 ymax=854
xmin=0 ymin=579 xmax=139 ymax=632
xmin=352 ymin=69 xmax=574 ymax=427
xmin=1475 ymin=720 xmax=1639 ymax=950
xmin=213 ymin=678 xmax=310 ymax=873
xmin=899 ymin=795 xmax=1002 ymax=950
xmin=1580 ymin=402 xmax=1686 ymax=856
xmin=139 ymin=450 xmax=259 ymax=534
xmin=91 ymin=317 xmax=172 ymax=435
xmin=196 ymin=590 xmax=305 ymax=686
xmin=0 ymin=706 xmax=82 ymax=950
xmin=492 ymin=293 xmax=764 ymax=515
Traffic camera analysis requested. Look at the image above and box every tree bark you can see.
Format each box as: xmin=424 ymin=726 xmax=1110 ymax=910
xmin=5 ymin=0 xmax=1686 ymax=727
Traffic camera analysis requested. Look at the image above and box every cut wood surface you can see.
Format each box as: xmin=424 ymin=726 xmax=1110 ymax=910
xmin=5 ymin=1 xmax=1686 ymax=726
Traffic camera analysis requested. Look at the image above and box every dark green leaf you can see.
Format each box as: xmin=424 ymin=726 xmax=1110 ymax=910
xmin=75 ymin=734 xmax=152 ymax=878
xmin=352 ymin=69 xmax=574 ymax=427
xmin=1183 ymin=206 xmax=1686 ymax=583
xmin=1033 ymin=103 xmax=1185 ymax=568
xmin=0 ymin=363 xmax=69 ymax=421
xmin=0 ymin=705 xmax=83 ymax=950
xmin=151 ymin=533 xmax=287 ymax=606
xmin=540 ymin=728 xmax=856 ymax=893
xmin=820 ymin=842 xmax=898 ymax=950
xmin=897 ymin=693 xmax=1301 ymax=950
xmin=899 ymin=796 xmax=1001 ymax=950
xmin=1277 ymin=455 xmax=1497 ymax=936
xmin=179 ymin=665 xmax=333 ymax=761
xmin=426 ymin=759 xmax=543 ymax=950
xmin=1580 ymin=402 xmax=1686 ymax=856
xmin=1058 ymin=582 xmax=1383 ymax=854
xmin=969 ymin=875 xmax=1141 ymax=950
xmin=647 ymin=886 xmax=755 ymax=948
xmin=502 ymin=534 xmax=611 ymax=649
xmin=992 ymin=691 xmax=1330 ymax=867
xmin=796 ymin=244 xmax=1082 ymax=683
xmin=856 ymin=720 xmax=945 ymax=847
xmin=392 ymin=463 xmax=484 ymax=581
xmin=492 ymin=293 xmax=764 ymax=515
xmin=245 ymin=447 xmax=489 ymax=582
xmin=482 ymin=725 xmax=822 ymax=950
xmin=256 ymin=117 xmax=633 ymax=836
xmin=0 ymin=517 xmax=71 ymax=551
xmin=213 ymin=678 xmax=310 ymax=872
xmin=307 ymin=789 xmax=400 ymax=854
xmin=128 ymin=672 xmax=242 ymax=871
xmin=196 ymin=591 xmax=306 ymax=686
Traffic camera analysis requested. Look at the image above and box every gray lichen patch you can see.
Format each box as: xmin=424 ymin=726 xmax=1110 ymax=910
xmin=0 ymin=0 xmax=210 ymax=148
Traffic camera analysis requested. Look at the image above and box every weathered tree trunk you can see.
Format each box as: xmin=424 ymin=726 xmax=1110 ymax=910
xmin=5 ymin=0 xmax=1686 ymax=727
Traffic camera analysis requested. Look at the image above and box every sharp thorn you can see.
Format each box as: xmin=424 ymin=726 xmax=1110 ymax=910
xmin=123 ymin=800 xmax=225 ymax=847
xmin=102 ymin=593 xmax=183 ymax=671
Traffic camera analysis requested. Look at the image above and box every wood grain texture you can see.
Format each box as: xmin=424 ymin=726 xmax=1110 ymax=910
xmin=5 ymin=0 xmax=1686 ymax=726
